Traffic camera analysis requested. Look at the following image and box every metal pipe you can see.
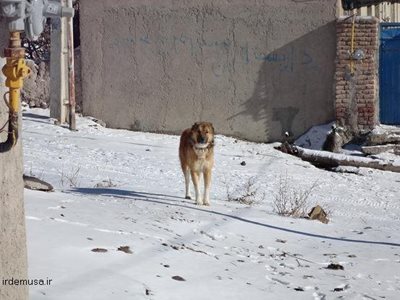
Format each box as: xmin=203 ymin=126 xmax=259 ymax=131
xmin=67 ymin=0 xmax=76 ymax=130
xmin=0 ymin=31 xmax=30 ymax=153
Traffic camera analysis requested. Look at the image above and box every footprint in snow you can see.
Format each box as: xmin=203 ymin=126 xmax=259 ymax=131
xmin=325 ymin=263 xmax=344 ymax=270
xmin=117 ymin=246 xmax=133 ymax=254
xmin=91 ymin=248 xmax=108 ymax=253
xmin=144 ymin=287 xmax=153 ymax=296
xmin=333 ymin=283 xmax=350 ymax=292
xmin=172 ymin=276 xmax=186 ymax=281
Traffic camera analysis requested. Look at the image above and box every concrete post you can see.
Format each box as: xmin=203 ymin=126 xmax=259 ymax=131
xmin=0 ymin=21 xmax=29 ymax=300
xmin=50 ymin=0 xmax=69 ymax=124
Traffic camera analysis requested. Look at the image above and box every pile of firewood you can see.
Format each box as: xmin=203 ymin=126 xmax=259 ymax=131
xmin=276 ymin=127 xmax=400 ymax=173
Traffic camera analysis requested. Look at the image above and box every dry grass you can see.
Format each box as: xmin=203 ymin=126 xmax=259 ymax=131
xmin=225 ymin=176 xmax=260 ymax=205
xmin=60 ymin=166 xmax=81 ymax=188
xmin=272 ymin=175 xmax=318 ymax=218
xmin=94 ymin=178 xmax=117 ymax=188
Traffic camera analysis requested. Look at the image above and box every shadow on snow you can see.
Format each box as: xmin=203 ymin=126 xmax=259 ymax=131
xmin=69 ymin=187 xmax=400 ymax=248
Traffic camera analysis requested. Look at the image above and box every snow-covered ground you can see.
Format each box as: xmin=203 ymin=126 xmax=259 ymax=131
xmin=23 ymin=109 xmax=400 ymax=300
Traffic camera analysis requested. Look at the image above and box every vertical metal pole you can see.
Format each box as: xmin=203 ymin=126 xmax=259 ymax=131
xmin=67 ymin=0 xmax=76 ymax=130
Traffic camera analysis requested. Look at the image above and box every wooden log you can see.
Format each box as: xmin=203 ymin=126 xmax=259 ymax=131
xmin=366 ymin=130 xmax=400 ymax=145
xmin=23 ymin=175 xmax=54 ymax=192
xmin=361 ymin=144 xmax=400 ymax=155
xmin=294 ymin=147 xmax=400 ymax=173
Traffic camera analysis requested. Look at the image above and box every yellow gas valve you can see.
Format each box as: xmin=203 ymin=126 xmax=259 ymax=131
xmin=3 ymin=58 xmax=30 ymax=88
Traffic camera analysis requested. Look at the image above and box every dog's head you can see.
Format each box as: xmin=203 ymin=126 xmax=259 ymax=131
xmin=190 ymin=122 xmax=214 ymax=149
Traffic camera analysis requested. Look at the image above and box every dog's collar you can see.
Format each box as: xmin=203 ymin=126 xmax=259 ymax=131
xmin=191 ymin=139 xmax=214 ymax=149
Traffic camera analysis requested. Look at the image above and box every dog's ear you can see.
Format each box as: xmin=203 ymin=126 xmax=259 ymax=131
xmin=208 ymin=123 xmax=215 ymax=145
xmin=204 ymin=122 xmax=214 ymax=134
xmin=191 ymin=122 xmax=200 ymax=130
xmin=210 ymin=123 xmax=215 ymax=134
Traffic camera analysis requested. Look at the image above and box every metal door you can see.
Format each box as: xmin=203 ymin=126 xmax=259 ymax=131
xmin=380 ymin=23 xmax=400 ymax=124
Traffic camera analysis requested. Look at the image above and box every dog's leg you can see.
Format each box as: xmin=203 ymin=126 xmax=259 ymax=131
xmin=191 ymin=170 xmax=202 ymax=205
xmin=184 ymin=168 xmax=192 ymax=199
xmin=203 ymin=168 xmax=212 ymax=206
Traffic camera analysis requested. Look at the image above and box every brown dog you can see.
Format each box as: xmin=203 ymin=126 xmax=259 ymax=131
xmin=179 ymin=122 xmax=215 ymax=206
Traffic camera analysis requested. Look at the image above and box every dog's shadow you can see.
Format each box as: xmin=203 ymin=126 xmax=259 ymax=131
xmin=71 ymin=187 xmax=189 ymax=204
xmin=68 ymin=187 xmax=400 ymax=248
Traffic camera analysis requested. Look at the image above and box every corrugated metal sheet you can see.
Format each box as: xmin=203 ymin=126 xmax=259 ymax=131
xmin=337 ymin=0 xmax=400 ymax=22
xmin=341 ymin=0 xmax=400 ymax=10
xmin=380 ymin=23 xmax=400 ymax=124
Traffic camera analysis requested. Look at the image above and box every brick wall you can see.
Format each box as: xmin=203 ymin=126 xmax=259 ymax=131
xmin=335 ymin=16 xmax=379 ymax=133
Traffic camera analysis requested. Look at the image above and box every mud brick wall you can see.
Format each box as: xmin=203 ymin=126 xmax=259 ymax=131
xmin=335 ymin=17 xmax=379 ymax=133
xmin=80 ymin=0 xmax=337 ymax=142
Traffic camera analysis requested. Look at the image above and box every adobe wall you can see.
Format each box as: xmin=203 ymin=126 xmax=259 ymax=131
xmin=80 ymin=0 xmax=337 ymax=141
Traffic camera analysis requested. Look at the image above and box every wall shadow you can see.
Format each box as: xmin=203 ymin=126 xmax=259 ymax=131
xmin=69 ymin=187 xmax=400 ymax=248
xmin=229 ymin=22 xmax=336 ymax=142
